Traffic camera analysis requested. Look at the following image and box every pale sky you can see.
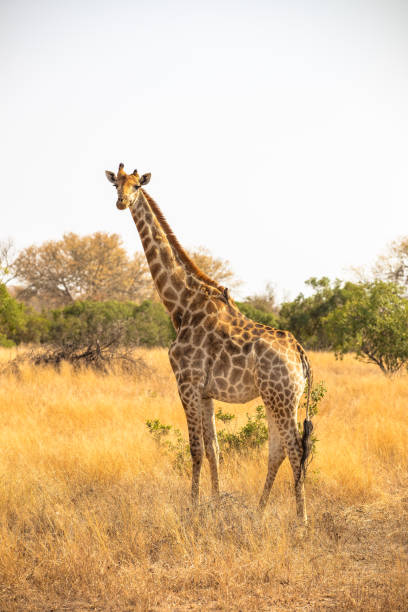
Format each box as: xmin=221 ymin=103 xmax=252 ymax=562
xmin=1 ymin=0 xmax=408 ymax=301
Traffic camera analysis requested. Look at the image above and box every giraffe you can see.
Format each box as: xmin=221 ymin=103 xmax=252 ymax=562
xmin=105 ymin=163 xmax=313 ymax=523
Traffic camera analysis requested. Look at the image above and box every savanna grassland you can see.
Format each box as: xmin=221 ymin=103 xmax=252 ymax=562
xmin=0 ymin=348 xmax=407 ymax=611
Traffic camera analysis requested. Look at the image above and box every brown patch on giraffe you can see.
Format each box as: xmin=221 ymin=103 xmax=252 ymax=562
xmin=206 ymin=301 xmax=217 ymax=314
xmin=193 ymin=347 xmax=204 ymax=360
xmin=190 ymin=293 xmax=206 ymax=311
xmin=191 ymin=312 xmax=206 ymax=326
xmin=232 ymin=355 xmax=246 ymax=368
xmin=181 ymin=288 xmax=191 ymax=303
xmin=170 ymin=345 xmax=183 ymax=361
xmin=145 ymin=246 xmax=156 ymax=260
xmin=192 ymin=327 xmax=205 ymax=345
xmin=215 ymin=377 xmax=227 ymax=390
xmin=171 ymin=272 xmax=184 ymax=291
xmin=205 ymin=333 xmax=222 ymax=353
xmin=216 ymin=328 xmax=229 ymax=340
xmin=149 ymin=262 xmax=161 ymax=277
xmin=173 ymin=307 xmax=183 ymax=327
xmin=230 ymin=367 xmax=243 ymax=384
xmin=156 ymin=272 xmax=167 ymax=292
xmin=179 ymin=327 xmax=192 ymax=343
xmin=160 ymin=246 xmax=173 ymax=268
xmin=204 ymin=315 xmax=217 ymax=331
xmin=242 ymin=342 xmax=252 ymax=355
xmin=225 ymin=340 xmax=241 ymax=355
xmin=164 ymin=287 xmax=178 ymax=302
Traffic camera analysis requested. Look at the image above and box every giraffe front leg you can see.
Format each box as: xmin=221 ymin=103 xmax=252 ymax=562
xmin=178 ymin=384 xmax=204 ymax=506
xmin=201 ymin=398 xmax=220 ymax=498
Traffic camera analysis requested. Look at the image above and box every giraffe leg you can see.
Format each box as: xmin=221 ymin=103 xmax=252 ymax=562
xmin=258 ymin=409 xmax=286 ymax=512
xmin=177 ymin=384 xmax=205 ymax=506
xmin=201 ymin=398 xmax=220 ymax=498
xmin=275 ymin=414 xmax=307 ymax=523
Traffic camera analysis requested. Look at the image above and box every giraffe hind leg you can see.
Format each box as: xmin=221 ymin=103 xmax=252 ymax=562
xmin=261 ymin=395 xmax=307 ymax=523
xmin=258 ymin=409 xmax=286 ymax=512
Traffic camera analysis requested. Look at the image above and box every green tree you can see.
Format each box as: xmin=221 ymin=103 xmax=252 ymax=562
xmin=132 ymin=300 xmax=176 ymax=347
xmin=0 ymin=283 xmax=36 ymax=346
xmin=325 ymin=281 xmax=408 ymax=375
xmin=279 ymin=277 xmax=351 ymax=349
xmin=47 ymin=299 xmax=175 ymax=349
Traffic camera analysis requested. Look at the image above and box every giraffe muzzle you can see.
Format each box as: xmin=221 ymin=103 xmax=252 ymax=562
xmin=116 ymin=199 xmax=129 ymax=210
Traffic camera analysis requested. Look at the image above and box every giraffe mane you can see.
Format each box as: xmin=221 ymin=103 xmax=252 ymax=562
xmin=141 ymin=189 xmax=225 ymax=293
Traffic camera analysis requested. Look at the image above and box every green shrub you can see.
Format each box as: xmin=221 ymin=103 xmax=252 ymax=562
xmin=132 ymin=300 xmax=176 ymax=347
xmin=47 ymin=299 xmax=175 ymax=349
xmin=216 ymin=406 xmax=268 ymax=452
xmin=0 ymin=283 xmax=46 ymax=345
xmin=145 ymin=420 xmax=191 ymax=473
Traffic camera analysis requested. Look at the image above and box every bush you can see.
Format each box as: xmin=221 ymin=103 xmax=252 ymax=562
xmin=325 ymin=281 xmax=408 ymax=375
xmin=146 ymin=420 xmax=191 ymax=472
xmin=216 ymin=406 xmax=268 ymax=452
xmin=0 ymin=283 xmax=46 ymax=345
xmin=47 ymin=299 xmax=175 ymax=349
xmin=132 ymin=300 xmax=176 ymax=347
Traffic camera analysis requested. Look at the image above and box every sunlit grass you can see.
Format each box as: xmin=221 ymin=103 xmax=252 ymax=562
xmin=0 ymin=348 xmax=407 ymax=610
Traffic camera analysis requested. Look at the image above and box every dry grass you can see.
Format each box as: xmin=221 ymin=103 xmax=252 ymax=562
xmin=0 ymin=347 xmax=407 ymax=611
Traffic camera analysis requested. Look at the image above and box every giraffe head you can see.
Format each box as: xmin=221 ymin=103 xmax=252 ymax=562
xmin=105 ymin=163 xmax=151 ymax=210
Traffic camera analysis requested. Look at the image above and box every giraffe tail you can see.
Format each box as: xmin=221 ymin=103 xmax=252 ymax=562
xmin=298 ymin=348 xmax=314 ymax=482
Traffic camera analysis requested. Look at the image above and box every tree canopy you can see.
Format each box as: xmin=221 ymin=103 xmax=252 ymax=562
xmin=325 ymin=280 xmax=408 ymax=375
xmin=279 ymin=277 xmax=351 ymax=350
xmin=13 ymin=233 xmax=153 ymax=307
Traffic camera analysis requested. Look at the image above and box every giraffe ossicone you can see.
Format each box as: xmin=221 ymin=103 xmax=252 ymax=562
xmin=105 ymin=163 xmax=313 ymax=523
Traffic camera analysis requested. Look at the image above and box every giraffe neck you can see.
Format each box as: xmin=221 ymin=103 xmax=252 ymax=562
xmin=129 ymin=189 xmax=222 ymax=329
xmin=141 ymin=189 xmax=224 ymax=294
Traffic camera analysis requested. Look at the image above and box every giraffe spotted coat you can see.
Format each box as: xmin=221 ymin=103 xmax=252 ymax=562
xmin=105 ymin=163 xmax=311 ymax=523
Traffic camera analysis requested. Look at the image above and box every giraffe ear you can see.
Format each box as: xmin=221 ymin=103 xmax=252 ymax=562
xmin=139 ymin=172 xmax=151 ymax=186
xmin=105 ymin=170 xmax=117 ymax=185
